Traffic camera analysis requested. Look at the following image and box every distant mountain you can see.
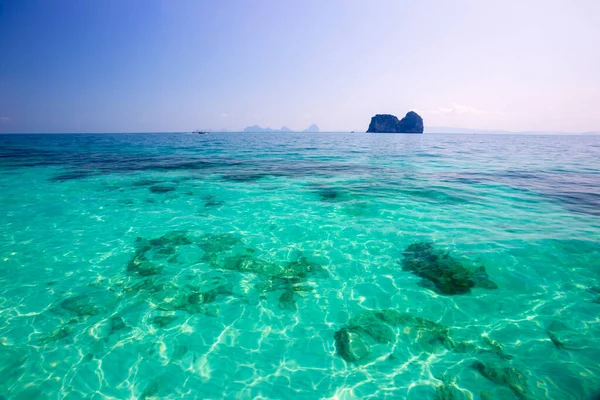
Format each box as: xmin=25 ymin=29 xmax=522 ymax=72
xmin=243 ymin=124 xmax=319 ymax=133
xmin=244 ymin=125 xmax=274 ymax=133
xmin=243 ymin=125 xmax=291 ymax=133
xmin=303 ymin=124 xmax=320 ymax=133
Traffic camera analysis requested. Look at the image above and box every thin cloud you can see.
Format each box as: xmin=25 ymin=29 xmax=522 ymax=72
xmin=0 ymin=116 xmax=10 ymax=122
xmin=429 ymin=104 xmax=502 ymax=116
xmin=219 ymin=113 xmax=229 ymax=118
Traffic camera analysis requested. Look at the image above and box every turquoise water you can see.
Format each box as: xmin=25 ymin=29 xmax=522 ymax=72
xmin=1 ymin=132 xmax=599 ymax=399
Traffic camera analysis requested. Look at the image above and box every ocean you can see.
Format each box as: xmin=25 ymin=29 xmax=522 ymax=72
xmin=1 ymin=132 xmax=599 ymax=399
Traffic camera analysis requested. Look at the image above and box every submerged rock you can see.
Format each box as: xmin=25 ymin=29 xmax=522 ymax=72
xmin=154 ymin=283 xmax=231 ymax=315
xmin=586 ymin=286 xmax=600 ymax=304
xmin=281 ymin=254 xmax=329 ymax=280
xmin=171 ymin=343 xmax=189 ymax=360
xmin=221 ymin=173 xmax=268 ymax=183
xmin=121 ymin=270 xmax=232 ymax=316
xmin=127 ymin=231 xmax=192 ymax=277
xmin=434 ymin=375 xmax=470 ymax=400
xmin=197 ymin=233 xmax=244 ymax=264
xmin=198 ymin=237 xmax=327 ymax=312
xmin=132 ymin=179 xmax=164 ymax=187
xmin=148 ymin=184 xmax=176 ymax=194
xmin=334 ymin=309 xmax=513 ymax=364
xmin=334 ymin=310 xmax=456 ymax=362
xmin=401 ymin=242 xmax=497 ymax=295
xmin=334 ymin=328 xmax=370 ymax=362
xmin=127 ymin=260 xmax=162 ymax=277
xmin=347 ymin=311 xmax=397 ymax=344
xmin=59 ymin=295 xmax=102 ymax=317
xmin=38 ymin=326 xmax=71 ymax=345
xmin=366 ymin=112 xmax=424 ymax=133
xmin=278 ymin=288 xmax=297 ymax=311
xmin=482 ymin=335 xmax=513 ymax=360
xmin=151 ymin=315 xmax=179 ymax=328
xmin=91 ymin=315 xmax=130 ymax=339
xmin=546 ymin=330 xmax=570 ymax=349
xmin=472 ymin=360 xmax=529 ymax=399
xmin=203 ymin=194 xmax=225 ymax=207
xmin=318 ymin=188 xmax=340 ymax=202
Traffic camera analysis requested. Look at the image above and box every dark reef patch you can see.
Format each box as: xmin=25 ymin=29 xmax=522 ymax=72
xmin=50 ymin=170 xmax=96 ymax=182
xmin=318 ymin=188 xmax=340 ymax=202
xmin=437 ymin=170 xmax=600 ymax=217
xmin=334 ymin=310 xmax=455 ymax=363
xmin=221 ymin=173 xmax=269 ymax=183
xmin=37 ymin=326 xmax=72 ymax=345
xmin=132 ymin=179 xmax=165 ymax=187
xmin=401 ymin=242 xmax=497 ymax=295
xmin=148 ymin=184 xmax=176 ymax=194
xmin=308 ymin=184 xmax=351 ymax=203
xmin=434 ymin=375 xmax=470 ymax=400
xmin=93 ymin=316 xmax=131 ymax=340
xmin=334 ymin=328 xmax=370 ymax=362
xmin=334 ymin=309 xmax=512 ymax=364
xmin=57 ymin=295 xmax=102 ymax=317
xmin=151 ymin=316 xmax=179 ymax=328
xmin=587 ymin=286 xmax=600 ymax=304
xmin=127 ymin=231 xmax=192 ymax=277
xmin=399 ymin=187 xmax=470 ymax=205
xmin=106 ymin=316 xmax=129 ymax=335
xmin=197 ymin=233 xmax=244 ymax=263
xmin=278 ymin=288 xmax=298 ymax=311
xmin=203 ymin=194 xmax=225 ymax=207
xmin=472 ymin=360 xmax=529 ymax=399
xmin=197 ymin=233 xmax=327 ymax=312
xmin=122 ymin=275 xmax=230 ymax=316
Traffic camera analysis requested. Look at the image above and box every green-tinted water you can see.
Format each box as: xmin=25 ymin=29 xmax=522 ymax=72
xmin=1 ymin=133 xmax=599 ymax=399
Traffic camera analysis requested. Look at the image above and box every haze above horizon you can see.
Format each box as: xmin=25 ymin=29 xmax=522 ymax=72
xmin=1 ymin=0 xmax=599 ymax=134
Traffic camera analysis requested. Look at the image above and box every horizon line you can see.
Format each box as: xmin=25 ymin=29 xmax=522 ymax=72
xmin=1 ymin=130 xmax=599 ymax=135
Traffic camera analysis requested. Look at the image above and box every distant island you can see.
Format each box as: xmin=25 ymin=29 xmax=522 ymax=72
xmin=367 ymin=112 xmax=424 ymax=133
xmin=243 ymin=124 xmax=320 ymax=133
xmin=303 ymin=124 xmax=320 ymax=133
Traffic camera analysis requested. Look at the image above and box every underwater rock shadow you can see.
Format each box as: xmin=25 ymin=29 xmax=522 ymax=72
xmin=333 ymin=309 xmax=513 ymax=364
xmin=437 ymin=170 xmax=600 ymax=217
xmin=148 ymin=184 xmax=177 ymax=194
xmin=123 ymin=231 xmax=236 ymax=316
xmin=124 ymin=231 xmax=329 ymax=319
xmin=306 ymin=183 xmax=352 ymax=203
xmin=472 ymin=360 xmax=530 ymax=399
xmin=203 ymin=194 xmax=225 ymax=207
xmin=401 ymin=242 xmax=497 ymax=295
xmin=39 ymin=289 xmax=123 ymax=345
xmin=197 ymin=233 xmax=329 ymax=311
xmin=126 ymin=231 xmax=192 ymax=277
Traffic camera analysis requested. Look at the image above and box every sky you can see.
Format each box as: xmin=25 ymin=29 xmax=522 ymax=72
xmin=0 ymin=0 xmax=599 ymax=133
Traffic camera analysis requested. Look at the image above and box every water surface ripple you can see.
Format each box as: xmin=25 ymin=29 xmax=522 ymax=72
xmin=1 ymin=133 xmax=599 ymax=399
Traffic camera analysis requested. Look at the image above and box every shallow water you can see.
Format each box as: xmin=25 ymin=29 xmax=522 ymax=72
xmin=1 ymin=132 xmax=599 ymax=399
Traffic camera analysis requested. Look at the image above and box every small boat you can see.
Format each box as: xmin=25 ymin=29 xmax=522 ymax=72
xmin=192 ymin=129 xmax=209 ymax=135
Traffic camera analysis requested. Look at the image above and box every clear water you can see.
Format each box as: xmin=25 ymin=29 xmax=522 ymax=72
xmin=1 ymin=132 xmax=599 ymax=399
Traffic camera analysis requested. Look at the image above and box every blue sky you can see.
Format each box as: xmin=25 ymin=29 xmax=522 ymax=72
xmin=0 ymin=0 xmax=599 ymax=133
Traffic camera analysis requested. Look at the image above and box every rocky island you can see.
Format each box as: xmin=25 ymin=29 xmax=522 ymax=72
xmin=366 ymin=111 xmax=424 ymax=133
